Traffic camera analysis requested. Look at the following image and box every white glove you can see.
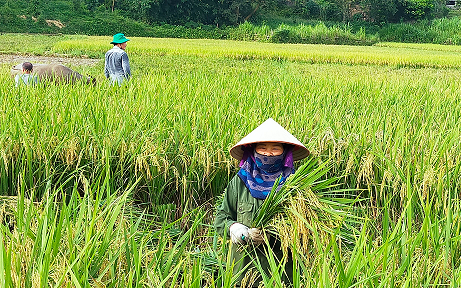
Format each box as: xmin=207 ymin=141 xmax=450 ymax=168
xmin=229 ymin=222 xmax=249 ymax=245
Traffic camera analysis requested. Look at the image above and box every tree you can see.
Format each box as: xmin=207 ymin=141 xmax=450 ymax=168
xmin=360 ymin=0 xmax=441 ymax=22
xmin=403 ymin=0 xmax=435 ymax=20
xmin=84 ymin=0 xmax=108 ymax=11
xmin=329 ymin=0 xmax=360 ymax=21
xmin=72 ymin=0 xmax=83 ymax=12
xmin=28 ymin=0 xmax=41 ymax=16
xmin=120 ymin=0 xmax=152 ymax=22
xmin=360 ymin=0 xmax=398 ymax=22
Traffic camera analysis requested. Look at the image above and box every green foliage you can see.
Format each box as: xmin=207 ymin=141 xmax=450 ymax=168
xmin=404 ymin=0 xmax=436 ymax=20
xmin=0 ymin=0 xmax=460 ymax=45
xmin=115 ymin=0 xmax=260 ymax=26
xmin=283 ymin=0 xmax=342 ymax=21
xmin=0 ymin=0 xmax=452 ymax=36
xmin=379 ymin=21 xmax=438 ymax=43
xmin=62 ymin=11 xmax=157 ymax=36
xmin=361 ymin=0 xmax=399 ymax=23
xmin=379 ymin=17 xmax=461 ymax=44
xmin=252 ymin=158 xmax=336 ymax=228
xmin=228 ymin=21 xmax=378 ymax=45
xmin=148 ymin=24 xmax=227 ymax=39
xmin=227 ymin=21 xmax=272 ymax=41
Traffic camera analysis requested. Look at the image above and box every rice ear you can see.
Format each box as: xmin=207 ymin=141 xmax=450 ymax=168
xmin=252 ymin=157 xmax=327 ymax=228
xmin=251 ymin=157 xmax=357 ymax=258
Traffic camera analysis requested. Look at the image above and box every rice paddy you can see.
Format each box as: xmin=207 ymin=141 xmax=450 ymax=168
xmin=1 ymin=34 xmax=461 ymax=287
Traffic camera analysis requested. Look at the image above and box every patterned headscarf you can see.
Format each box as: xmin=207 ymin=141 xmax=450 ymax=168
xmin=237 ymin=145 xmax=295 ymax=200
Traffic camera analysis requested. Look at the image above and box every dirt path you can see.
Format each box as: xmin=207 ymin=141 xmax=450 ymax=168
xmin=0 ymin=54 xmax=101 ymax=66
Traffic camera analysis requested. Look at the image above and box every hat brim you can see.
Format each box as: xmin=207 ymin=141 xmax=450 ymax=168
xmin=110 ymin=39 xmax=130 ymax=44
xmin=229 ymin=118 xmax=310 ymax=161
xmin=230 ymin=141 xmax=309 ymax=161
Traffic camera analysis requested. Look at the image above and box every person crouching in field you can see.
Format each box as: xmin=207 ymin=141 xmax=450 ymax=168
xmin=214 ymin=118 xmax=309 ymax=287
xmin=104 ymin=33 xmax=131 ymax=86
xmin=15 ymin=62 xmax=38 ymax=87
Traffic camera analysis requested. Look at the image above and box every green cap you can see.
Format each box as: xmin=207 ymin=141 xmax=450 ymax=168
xmin=110 ymin=33 xmax=130 ymax=44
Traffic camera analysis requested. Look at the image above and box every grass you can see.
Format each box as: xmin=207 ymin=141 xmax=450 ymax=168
xmin=1 ymin=33 xmax=461 ymax=286
xmin=0 ymin=34 xmax=86 ymax=55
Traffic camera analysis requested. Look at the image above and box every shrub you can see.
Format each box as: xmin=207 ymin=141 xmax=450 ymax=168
xmin=267 ymin=23 xmax=377 ymax=45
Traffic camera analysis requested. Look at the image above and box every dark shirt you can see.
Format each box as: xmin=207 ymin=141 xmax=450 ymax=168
xmin=215 ymin=174 xmax=293 ymax=287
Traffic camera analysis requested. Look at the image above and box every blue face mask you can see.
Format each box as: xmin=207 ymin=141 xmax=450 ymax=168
xmin=254 ymin=151 xmax=286 ymax=172
xmin=237 ymin=148 xmax=294 ymax=200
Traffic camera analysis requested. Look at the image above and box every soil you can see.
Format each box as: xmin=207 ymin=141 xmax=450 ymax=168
xmin=0 ymin=54 xmax=101 ymax=67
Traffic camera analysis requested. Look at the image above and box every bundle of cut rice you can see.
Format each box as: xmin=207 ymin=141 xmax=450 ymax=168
xmin=251 ymin=158 xmax=359 ymax=258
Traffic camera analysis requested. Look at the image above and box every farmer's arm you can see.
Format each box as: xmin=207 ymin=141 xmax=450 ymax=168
xmin=214 ymin=175 xmax=240 ymax=237
xmin=104 ymin=52 xmax=110 ymax=78
xmin=122 ymin=53 xmax=131 ymax=78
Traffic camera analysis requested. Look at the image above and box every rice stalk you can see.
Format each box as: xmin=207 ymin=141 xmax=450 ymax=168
xmin=251 ymin=158 xmax=359 ymax=260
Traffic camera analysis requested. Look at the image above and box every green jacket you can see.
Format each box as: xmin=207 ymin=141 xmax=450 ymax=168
xmin=214 ymin=174 xmax=293 ymax=287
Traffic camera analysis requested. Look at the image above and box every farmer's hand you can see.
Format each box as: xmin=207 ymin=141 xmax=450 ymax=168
xmin=248 ymin=228 xmax=265 ymax=246
xmin=229 ymin=223 xmax=249 ymax=245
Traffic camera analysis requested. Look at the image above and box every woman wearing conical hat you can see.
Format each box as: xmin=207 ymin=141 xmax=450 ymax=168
xmin=214 ymin=118 xmax=309 ymax=287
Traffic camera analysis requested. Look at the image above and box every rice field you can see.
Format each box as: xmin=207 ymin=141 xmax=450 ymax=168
xmin=1 ymin=34 xmax=461 ymax=287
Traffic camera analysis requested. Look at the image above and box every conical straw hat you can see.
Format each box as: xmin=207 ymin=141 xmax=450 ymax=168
xmin=230 ymin=118 xmax=309 ymax=161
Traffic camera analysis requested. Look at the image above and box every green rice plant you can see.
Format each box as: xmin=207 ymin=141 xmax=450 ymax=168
xmin=252 ymin=158 xmax=335 ymax=228
xmin=250 ymin=158 xmax=361 ymax=263
xmin=2 ymin=34 xmax=461 ymax=286
xmin=48 ymin=36 xmax=461 ymax=68
xmin=0 ymin=166 xmax=219 ymax=287
xmin=2 ymin=34 xmax=461 ymax=216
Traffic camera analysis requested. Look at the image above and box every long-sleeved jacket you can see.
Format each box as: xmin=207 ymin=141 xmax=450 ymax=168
xmin=215 ymin=174 xmax=293 ymax=287
xmin=104 ymin=46 xmax=131 ymax=80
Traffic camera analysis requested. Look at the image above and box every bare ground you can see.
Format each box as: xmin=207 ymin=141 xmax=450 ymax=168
xmin=0 ymin=54 xmax=101 ymax=67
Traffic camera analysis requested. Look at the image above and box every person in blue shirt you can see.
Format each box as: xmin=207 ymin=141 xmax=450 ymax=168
xmin=104 ymin=33 xmax=131 ymax=86
xmin=15 ymin=62 xmax=38 ymax=87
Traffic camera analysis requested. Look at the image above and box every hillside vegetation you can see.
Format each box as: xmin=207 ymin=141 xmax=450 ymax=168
xmin=2 ymin=0 xmax=461 ymax=45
